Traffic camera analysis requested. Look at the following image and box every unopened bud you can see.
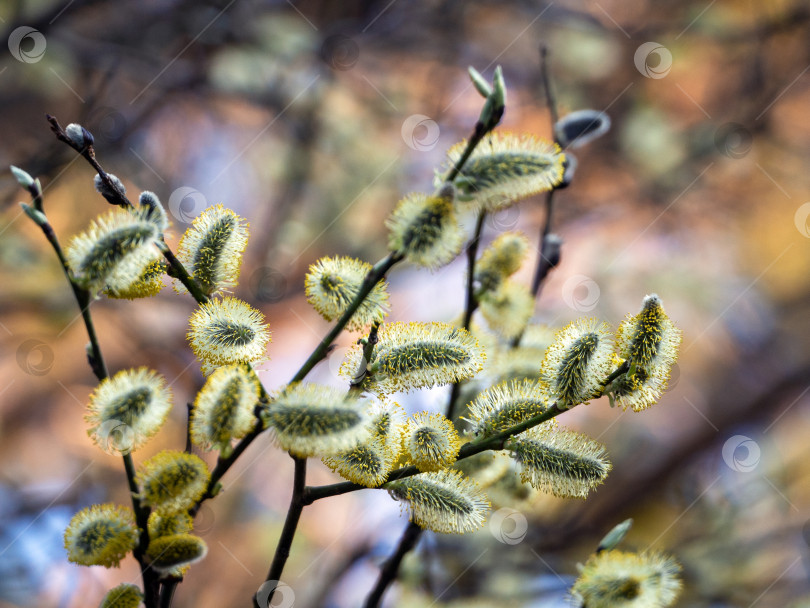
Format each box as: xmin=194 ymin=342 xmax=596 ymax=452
xmin=597 ymin=518 xmax=633 ymax=553
xmin=468 ymin=66 xmax=492 ymax=98
xmin=94 ymin=173 xmax=127 ymax=206
xmin=65 ymin=123 xmax=95 ymax=149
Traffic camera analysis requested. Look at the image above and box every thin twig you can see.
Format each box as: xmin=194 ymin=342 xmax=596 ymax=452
xmin=363 ymin=522 xmax=423 ymax=608
xmin=259 ymin=456 xmax=307 ymax=607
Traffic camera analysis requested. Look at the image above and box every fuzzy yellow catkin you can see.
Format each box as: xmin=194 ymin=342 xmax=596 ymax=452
xmin=190 ymin=364 xmax=261 ymax=451
xmin=305 ymin=256 xmax=390 ymax=329
xmin=386 ymin=191 xmax=465 ymax=269
xmin=146 ymin=534 xmax=208 ymax=573
xmin=99 ymin=583 xmax=144 ymax=608
xmin=571 ymin=550 xmax=682 ymax=608
xmin=507 ymin=422 xmax=611 ymax=498
xmin=441 ymin=132 xmax=565 ymax=210
xmin=63 ymin=504 xmax=138 ymax=568
xmin=65 ymin=207 xmax=160 ymax=294
xmin=105 ymin=257 xmax=166 ymax=299
xmin=340 ymin=322 xmax=486 ymax=395
xmin=386 ymin=469 xmax=490 ymax=534
xmin=463 ymin=378 xmax=550 ymax=437
xmin=478 ymin=280 xmax=534 ymax=339
xmin=262 ymin=383 xmax=371 ymax=458
xmin=610 ymin=294 xmax=682 ymax=411
xmin=175 ymin=204 xmax=249 ymax=296
xmin=540 ymin=318 xmax=614 ymax=408
xmin=187 ymin=296 xmax=271 ymax=366
xmin=404 ymin=412 xmax=461 ymax=472
xmin=474 ymin=231 xmax=529 ymax=294
xmin=85 ymin=367 xmax=173 ymax=455
xmin=136 ymin=451 xmax=210 ymax=514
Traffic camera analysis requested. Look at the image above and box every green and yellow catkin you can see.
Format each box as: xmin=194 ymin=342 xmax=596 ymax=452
xmin=305 ymin=256 xmax=390 ymax=329
xmin=478 ymin=280 xmax=534 ymax=340
xmin=188 ymin=297 xmax=271 ymax=366
xmin=507 ymin=422 xmax=611 ymax=498
xmin=262 ymin=383 xmax=370 ymax=458
xmin=386 ymin=191 xmax=465 ymax=269
xmin=571 ymin=550 xmax=682 ymax=607
xmin=464 ymin=378 xmax=549 ymax=437
xmin=442 ymin=133 xmax=565 ymax=210
xmin=66 ymin=207 xmax=159 ymax=294
xmin=99 ymin=583 xmax=144 ymax=608
xmin=85 ymin=367 xmax=173 ymax=454
xmin=608 ymin=295 xmax=682 ymax=411
xmin=404 ymin=411 xmax=461 ymax=472
xmin=136 ymin=451 xmax=210 ymax=514
xmin=175 ymin=204 xmax=248 ymax=296
xmin=323 ymin=400 xmax=405 ymax=486
xmin=148 ymin=511 xmax=194 ymax=539
xmin=341 ymin=322 xmax=486 ymax=395
xmin=146 ymin=534 xmax=208 ymax=573
xmin=190 ymin=364 xmax=261 ymax=452
xmin=474 ymin=231 xmax=529 ymax=294
xmin=323 ymin=436 xmax=392 ymax=487
xmin=386 ymin=470 xmax=490 ymax=534
xmin=540 ymin=319 xmax=613 ymax=408
xmin=105 ymin=256 xmax=166 ymax=299
xmin=63 ymin=504 xmax=138 ymax=568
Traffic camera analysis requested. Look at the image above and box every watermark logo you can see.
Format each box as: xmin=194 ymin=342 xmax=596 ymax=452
xmin=401 ymin=114 xmax=440 ymax=151
xmin=634 ymin=42 xmax=672 ymax=79
xmin=168 ymin=187 xmax=208 ymax=224
xmin=561 ymin=275 xmax=600 ymax=312
xmin=722 ymin=435 xmax=760 ymax=473
xmin=714 ymin=123 xmax=752 ymax=159
xmin=97 ymin=419 xmax=136 ymax=454
xmin=8 ymin=27 xmax=46 ymax=63
xmin=16 ymin=339 xmax=54 ymax=376
xmin=255 ymin=580 xmax=295 ymax=608
xmin=486 ymin=207 xmax=521 ymax=231
xmin=793 ymin=202 xmax=810 ymax=238
xmin=250 ymin=267 xmax=287 ymax=303
xmin=489 ymin=507 xmax=528 ymax=545
xmin=320 ymin=34 xmax=359 ymax=71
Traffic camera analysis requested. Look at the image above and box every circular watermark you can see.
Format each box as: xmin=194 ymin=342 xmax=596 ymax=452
xmin=721 ymin=435 xmax=760 ymax=473
xmin=250 ymin=267 xmax=287 ymax=303
xmin=486 ymin=206 xmax=521 ymax=231
xmin=194 ymin=503 xmax=216 ymax=536
xmin=8 ymin=27 xmax=46 ymax=64
xmin=634 ymin=42 xmax=672 ymax=79
xmin=793 ymin=202 xmax=810 ymax=238
xmin=401 ymin=114 xmax=440 ymax=152
xmin=320 ymin=34 xmax=359 ymax=71
xmin=561 ymin=275 xmax=600 ymax=312
xmin=255 ymin=580 xmax=295 ymax=608
xmin=168 ymin=187 xmax=208 ymax=224
xmin=89 ymin=106 xmax=128 ymax=145
xmin=16 ymin=339 xmax=54 ymax=376
xmin=714 ymin=123 xmax=753 ymax=159
xmin=489 ymin=507 xmax=528 ymax=545
xmin=97 ymin=419 xmax=136 ymax=454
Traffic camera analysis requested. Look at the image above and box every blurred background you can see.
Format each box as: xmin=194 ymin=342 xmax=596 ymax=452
xmin=1 ymin=0 xmax=809 ymax=606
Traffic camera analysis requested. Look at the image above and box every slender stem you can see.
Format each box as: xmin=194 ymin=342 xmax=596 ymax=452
xmin=539 ymin=46 xmax=559 ymax=129
xmin=259 ymin=456 xmax=307 ymax=607
xmin=446 ymin=210 xmax=487 ymax=422
xmin=185 ymin=403 xmax=193 ymax=454
xmin=159 ymin=580 xmax=180 ymax=608
xmin=23 ymin=190 xmax=158 ymax=605
xmin=157 ymin=240 xmax=209 ymax=305
xmin=363 ymin=521 xmax=423 ymax=608
xmin=290 ymin=253 xmax=401 ymax=384
xmin=349 ymin=321 xmax=380 ymax=393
